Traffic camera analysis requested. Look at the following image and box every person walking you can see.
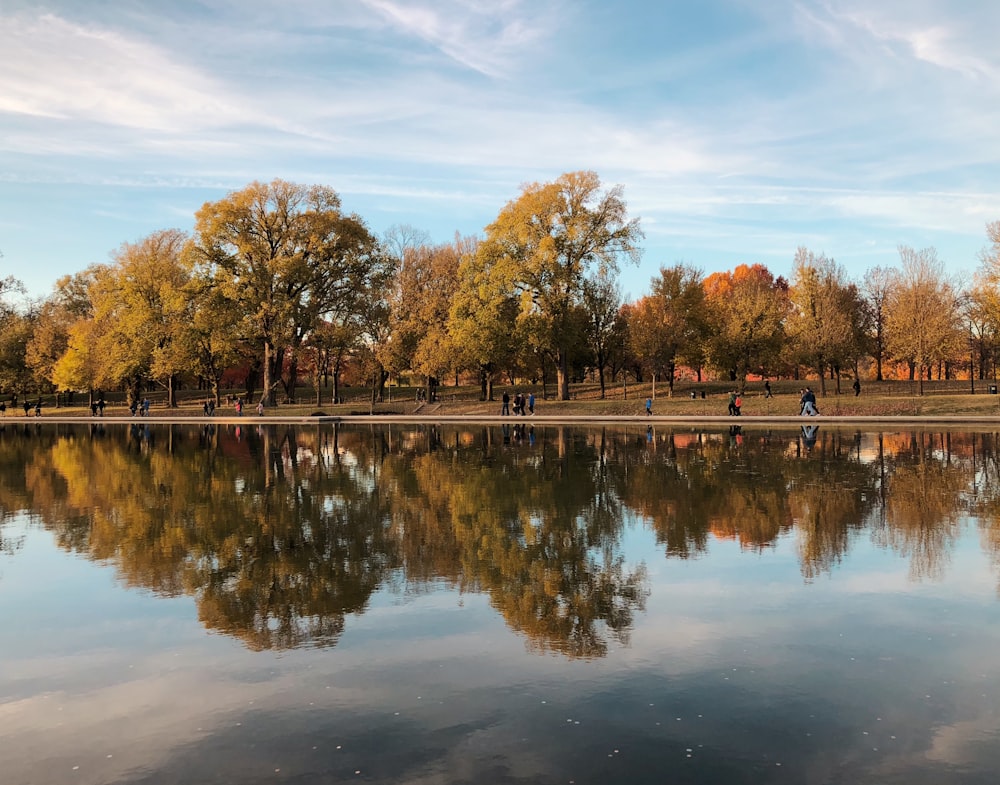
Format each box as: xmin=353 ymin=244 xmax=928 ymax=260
xmin=734 ymin=392 xmax=742 ymax=416
xmin=728 ymin=390 xmax=737 ymax=416
xmin=528 ymin=392 xmax=535 ymax=416
xmin=764 ymin=380 xmax=772 ymax=398
xmin=501 ymin=390 xmax=510 ymax=416
xmin=853 ymin=378 xmax=861 ymax=397
xmin=645 ymin=397 xmax=652 ymax=416
xmin=801 ymin=387 xmax=818 ymax=416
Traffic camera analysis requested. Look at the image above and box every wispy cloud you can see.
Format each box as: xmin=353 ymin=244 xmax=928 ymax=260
xmin=0 ymin=13 xmax=250 ymax=130
xmin=794 ymin=0 xmax=1000 ymax=82
xmin=357 ymin=0 xmax=555 ymax=77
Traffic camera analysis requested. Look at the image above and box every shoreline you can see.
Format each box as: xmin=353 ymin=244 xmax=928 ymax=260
xmin=4 ymin=413 xmax=1000 ymax=426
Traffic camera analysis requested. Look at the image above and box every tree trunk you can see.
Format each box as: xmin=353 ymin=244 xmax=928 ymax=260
xmin=667 ymin=361 xmax=676 ymax=397
xmin=557 ymin=346 xmax=570 ymax=400
xmin=285 ymin=351 xmax=299 ymax=403
xmin=262 ymin=343 xmax=274 ymax=405
xmin=598 ymin=365 xmax=606 ymax=399
xmin=332 ymin=356 xmax=342 ymax=405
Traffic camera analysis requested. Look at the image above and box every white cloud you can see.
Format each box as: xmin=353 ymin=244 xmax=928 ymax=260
xmin=0 ymin=13 xmax=250 ymax=131
xmin=357 ymin=0 xmax=556 ymax=78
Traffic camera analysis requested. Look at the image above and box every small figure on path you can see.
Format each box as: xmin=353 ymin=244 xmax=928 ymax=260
xmin=734 ymin=393 xmax=742 ymax=416
xmin=728 ymin=390 xmax=738 ymax=416
xmin=800 ymin=387 xmax=818 ymax=416
xmin=853 ymin=378 xmax=861 ymax=397
xmin=501 ymin=390 xmax=510 ymax=416
xmin=645 ymin=397 xmax=652 ymax=416
xmin=34 ymin=399 xmax=41 ymax=417
xmin=97 ymin=397 xmax=105 ymax=417
xmin=257 ymin=400 xmax=264 ymax=416
xmin=23 ymin=401 xmax=31 ymax=416
xmin=764 ymin=380 xmax=772 ymax=398
xmin=528 ymin=392 xmax=535 ymax=415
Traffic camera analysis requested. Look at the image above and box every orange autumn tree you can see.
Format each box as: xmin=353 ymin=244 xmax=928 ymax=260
xmin=703 ymin=264 xmax=789 ymax=390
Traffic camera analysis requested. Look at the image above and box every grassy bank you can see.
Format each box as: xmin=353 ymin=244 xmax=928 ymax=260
xmin=9 ymin=378 xmax=1000 ymax=419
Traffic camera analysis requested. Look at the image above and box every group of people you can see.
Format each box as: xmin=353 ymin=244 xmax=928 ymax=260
xmin=501 ymin=390 xmax=535 ymax=416
xmin=727 ymin=390 xmax=743 ymax=416
xmin=1 ymin=399 xmax=42 ymax=416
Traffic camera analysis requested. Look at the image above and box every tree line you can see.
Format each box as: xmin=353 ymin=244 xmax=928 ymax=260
xmin=2 ymin=172 xmax=1000 ymax=406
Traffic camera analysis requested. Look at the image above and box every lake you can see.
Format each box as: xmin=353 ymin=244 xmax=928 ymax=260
xmin=2 ymin=422 xmax=1000 ymax=784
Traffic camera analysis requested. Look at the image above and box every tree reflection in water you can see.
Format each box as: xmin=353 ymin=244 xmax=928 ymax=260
xmin=3 ymin=423 xmax=1000 ymax=653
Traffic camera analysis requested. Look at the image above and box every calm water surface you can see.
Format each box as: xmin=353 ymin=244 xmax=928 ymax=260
xmin=2 ymin=423 xmax=1000 ymax=784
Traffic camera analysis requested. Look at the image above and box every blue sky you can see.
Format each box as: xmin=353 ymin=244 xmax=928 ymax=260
xmin=1 ymin=0 xmax=998 ymax=300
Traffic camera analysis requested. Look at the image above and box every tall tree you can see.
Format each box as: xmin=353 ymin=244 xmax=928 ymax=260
xmin=581 ymin=270 xmax=623 ymax=399
xmin=26 ymin=269 xmax=99 ymax=394
xmin=885 ymin=246 xmax=962 ymax=394
xmin=471 ymin=171 xmax=643 ymax=400
xmin=628 ymin=264 xmax=706 ymax=397
xmin=703 ymin=264 xmax=789 ymax=390
xmin=390 ymin=236 xmax=469 ymax=397
xmin=99 ymin=229 xmax=190 ymax=406
xmin=188 ymin=180 xmax=387 ymax=406
xmin=449 ymin=249 xmax=522 ymax=402
xmin=788 ymin=249 xmax=860 ymax=395
xmin=862 ymin=266 xmax=895 ymax=382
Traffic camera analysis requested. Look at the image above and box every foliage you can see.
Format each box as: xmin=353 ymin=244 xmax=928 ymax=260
xmin=470 ymin=171 xmax=643 ymax=400
xmin=885 ymin=246 xmax=963 ymax=393
xmin=627 ymin=263 xmax=706 ymax=396
xmin=702 ymin=264 xmax=789 ymax=389
xmin=188 ymin=179 xmax=388 ymax=405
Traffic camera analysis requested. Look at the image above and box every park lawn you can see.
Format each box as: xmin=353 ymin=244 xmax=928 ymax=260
xmin=14 ymin=379 xmax=1000 ymax=419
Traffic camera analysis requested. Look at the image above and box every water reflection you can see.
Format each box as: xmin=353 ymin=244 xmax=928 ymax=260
xmin=4 ymin=424 xmax=1000 ymax=654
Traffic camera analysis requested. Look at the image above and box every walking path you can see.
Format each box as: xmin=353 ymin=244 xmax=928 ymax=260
xmin=4 ymin=413 xmax=1000 ymax=426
